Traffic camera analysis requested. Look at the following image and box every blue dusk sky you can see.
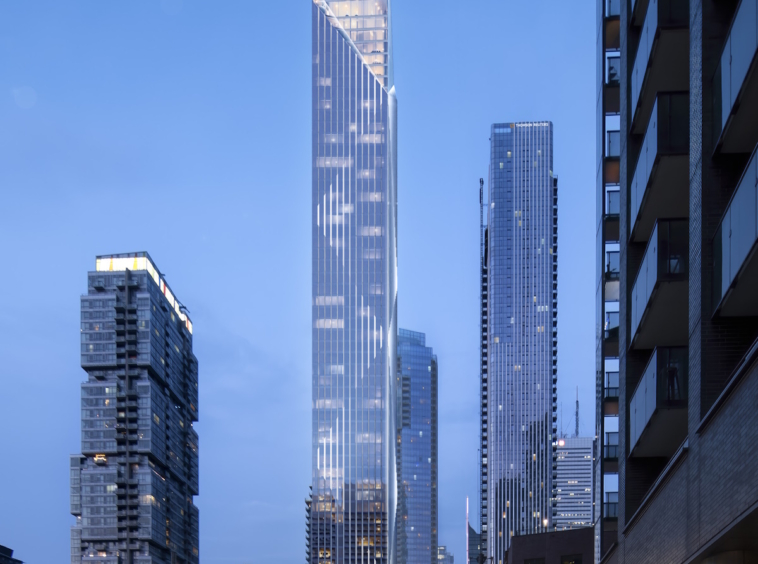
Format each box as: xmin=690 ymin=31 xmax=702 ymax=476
xmin=0 ymin=1 xmax=595 ymax=562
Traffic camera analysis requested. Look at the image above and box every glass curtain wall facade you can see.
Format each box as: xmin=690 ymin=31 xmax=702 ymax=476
xmin=554 ymin=437 xmax=595 ymax=530
xmin=310 ymin=1 xmax=398 ymax=564
xmin=594 ymin=0 xmax=621 ymax=560
xmin=397 ymin=329 xmax=438 ymax=564
xmin=485 ymin=122 xmax=558 ymax=561
xmin=70 ymin=252 xmax=199 ymax=564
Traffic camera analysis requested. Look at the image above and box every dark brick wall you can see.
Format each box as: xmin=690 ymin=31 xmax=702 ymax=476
xmin=624 ymin=457 xmax=690 ymax=563
xmin=612 ymin=0 xmax=758 ymax=562
xmin=697 ymin=360 xmax=758 ymax=545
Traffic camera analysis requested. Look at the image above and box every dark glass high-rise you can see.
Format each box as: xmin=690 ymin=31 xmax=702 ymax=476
xmin=70 ymin=252 xmax=199 ymax=564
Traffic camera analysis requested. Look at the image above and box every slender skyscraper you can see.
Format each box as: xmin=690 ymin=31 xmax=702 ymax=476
xmin=397 ymin=329 xmax=438 ymax=564
xmin=70 ymin=252 xmax=199 ymax=564
xmin=482 ymin=122 xmax=558 ymax=560
xmin=309 ymin=1 xmax=398 ymax=563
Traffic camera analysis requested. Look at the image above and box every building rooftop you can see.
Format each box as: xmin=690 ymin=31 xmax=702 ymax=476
xmin=93 ymin=251 xmax=193 ymax=334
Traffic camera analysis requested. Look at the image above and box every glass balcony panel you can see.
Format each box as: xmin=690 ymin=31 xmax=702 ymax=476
xmin=629 ymin=347 xmax=688 ymax=457
xmin=631 ymin=220 xmax=689 ymax=349
xmin=607 ymin=190 xmax=620 ymax=215
xmin=730 ymin=0 xmax=757 ymax=108
xmin=714 ymin=147 xmax=758 ymax=315
xmin=630 ymin=94 xmax=689 ymax=242
xmin=713 ymin=0 xmax=758 ymax=152
xmin=605 ymin=371 xmax=619 ymax=390
xmin=630 ymin=0 xmax=689 ymax=134
xmin=607 ymin=131 xmax=621 ymax=157
xmin=603 ymin=492 xmax=619 ymax=519
xmin=605 ymin=280 xmax=620 ymax=302
xmin=604 ymin=311 xmax=620 ymax=349
xmin=605 ymin=251 xmax=620 ymax=280
xmin=605 ymin=187 xmax=621 ymax=242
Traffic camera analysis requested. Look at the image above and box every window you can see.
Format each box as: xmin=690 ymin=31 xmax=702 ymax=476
xmin=525 ymin=559 xmax=545 ymax=564
xmin=561 ymin=556 xmax=582 ymax=564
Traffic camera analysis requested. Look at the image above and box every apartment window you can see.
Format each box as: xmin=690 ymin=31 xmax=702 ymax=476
xmin=525 ymin=559 xmax=545 ymax=564
xmin=561 ymin=556 xmax=582 ymax=564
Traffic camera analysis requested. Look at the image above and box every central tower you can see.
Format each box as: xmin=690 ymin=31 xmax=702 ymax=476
xmin=309 ymin=1 xmax=399 ymax=563
xmin=483 ymin=122 xmax=558 ymax=561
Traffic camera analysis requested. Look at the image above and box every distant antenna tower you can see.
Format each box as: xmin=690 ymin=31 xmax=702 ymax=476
xmin=575 ymin=387 xmax=580 ymax=438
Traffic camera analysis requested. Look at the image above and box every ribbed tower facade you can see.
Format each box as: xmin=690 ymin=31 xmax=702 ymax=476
xmin=484 ymin=122 xmax=558 ymax=561
xmin=309 ymin=1 xmax=399 ymax=563
xmin=70 ymin=252 xmax=199 ymax=564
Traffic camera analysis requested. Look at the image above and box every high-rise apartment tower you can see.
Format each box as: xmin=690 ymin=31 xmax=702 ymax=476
xmin=397 ymin=329 xmax=438 ymax=564
xmin=595 ymin=0 xmax=758 ymax=561
xmin=309 ymin=0 xmax=399 ymax=563
xmin=482 ymin=122 xmax=559 ymax=561
xmin=70 ymin=252 xmax=199 ymax=564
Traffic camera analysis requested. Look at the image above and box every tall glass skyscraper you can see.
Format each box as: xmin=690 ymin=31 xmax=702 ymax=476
xmin=397 ymin=329 xmax=438 ymax=564
xmin=482 ymin=122 xmax=558 ymax=561
xmin=309 ymin=1 xmax=398 ymax=563
xmin=70 ymin=252 xmax=199 ymax=564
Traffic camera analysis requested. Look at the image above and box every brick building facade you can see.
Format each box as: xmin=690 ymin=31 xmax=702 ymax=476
xmin=596 ymin=0 xmax=758 ymax=562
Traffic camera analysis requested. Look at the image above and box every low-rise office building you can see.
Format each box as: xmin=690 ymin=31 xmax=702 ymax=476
xmin=505 ymin=527 xmax=593 ymax=564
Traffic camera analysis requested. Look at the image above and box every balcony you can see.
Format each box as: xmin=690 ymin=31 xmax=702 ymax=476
xmin=714 ymin=146 xmax=758 ymax=316
xmin=604 ymin=492 xmax=619 ymax=519
xmin=605 ymin=189 xmax=620 ymax=243
xmin=630 ymin=93 xmax=689 ymax=242
xmin=713 ymin=0 xmax=758 ymax=153
xmin=605 ymin=371 xmax=620 ymax=400
xmin=630 ymin=0 xmax=689 ymax=134
xmin=607 ymin=0 xmax=620 ymax=18
xmin=604 ymin=432 xmax=620 ymax=459
xmin=629 ymin=347 xmax=688 ymax=457
xmin=605 ymin=251 xmax=620 ymax=282
xmin=630 ymin=220 xmax=688 ymax=349
xmin=604 ymin=311 xmax=620 ymax=358
xmin=606 ymin=55 xmax=621 ymax=114
xmin=604 ymin=312 xmax=619 ymax=342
